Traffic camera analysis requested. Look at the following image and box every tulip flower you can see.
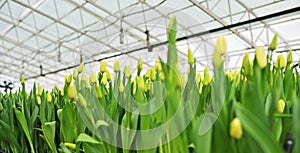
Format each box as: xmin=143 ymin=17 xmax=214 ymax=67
xmin=137 ymin=58 xmax=143 ymax=71
xmin=36 ymin=96 xmax=41 ymax=105
xmin=20 ymin=75 xmax=25 ymax=84
xmin=124 ymin=65 xmax=132 ymax=78
xmin=105 ymin=70 xmax=111 ymax=81
xmin=230 ymin=117 xmax=243 ymax=139
xmin=155 ymin=58 xmax=162 ymax=71
xmin=137 ymin=75 xmax=145 ymax=91
xmin=216 ymin=36 xmax=226 ymax=56
xmin=255 ymin=47 xmax=267 ymax=69
xmin=269 ymin=33 xmax=278 ymax=51
xmin=114 ymin=60 xmax=120 ymax=72
xmin=119 ymin=82 xmax=124 ymax=93
xmin=203 ymin=67 xmax=211 ymax=86
xmin=47 ymin=92 xmax=52 ymax=103
xmin=151 ymin=68 xmax=157 ymax=81
xmin=95 ymin=85 xmax=102 ymax=98
xmin=78 ymin=62 xmax=84 ymax=73
xmin=73 ymin=69 xmax=78 ymax=79
xmin=68 ymin=83 xmax=77 ymax=100
xmin=38 ymin=84 xmax=43 ymax=96
xmin=287 ymin=50 xmax=293 ymax=65
xmin=64 ymin=142 xmax=76 ymax=150
xmin=61 ymin=86 xmax=64 ymax=96
xmin=275 ymin=54 xmax=286 ymax=69
xmin=66 ymin=74 xmax=72 ymax=84
xmin=188 ymin=48 xmax=195 ymax=64
xmin=101 ymin=73 xmax=108 ymax=86
xmin=196 ymin=72 xmax=201 ymax=83
xmin=146 ymin=69 xmax=151 ymax=79
xmin=278 ymin=99 xmax=285 ymax=114
xmin=100 ymin=61 xmax=107 ymax=73
xmin=89 ymin=73 xmax=97 ymax=84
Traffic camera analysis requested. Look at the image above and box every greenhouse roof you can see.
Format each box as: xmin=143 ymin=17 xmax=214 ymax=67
xmin=0 ymin=0 xmax=300 ymax=90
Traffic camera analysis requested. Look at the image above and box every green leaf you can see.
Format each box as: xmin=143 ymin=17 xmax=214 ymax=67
xmin=43 ymin=121 xmax=57 ymax=153
xmin=235 ymin=103 xmax=284 ymax=153
xmin=76 ymin=133 xmax=100 ymax=144
xmin=14 ymin=108 xmax=35 ymax=153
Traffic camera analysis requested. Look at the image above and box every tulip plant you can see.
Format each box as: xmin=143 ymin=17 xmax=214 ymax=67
xmin=0 ymin=17 xmax=300 ymax=153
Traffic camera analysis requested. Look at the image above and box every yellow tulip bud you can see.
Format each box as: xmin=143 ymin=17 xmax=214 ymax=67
xmin=119 ymin=82 xmax=124 ymax=93
xmin=20 ymin=75 xmax=25 ymax=84
xmin=38 ymin=84 xmax=43 ymax=96
xmin=61 ymin=86 xmax=64 ymax=96
xmin=137 ymin=58 xmax=143 ymax=71
xmin=137 ymin=75 xmax=145 ymax=91
xmin=199 ymin=82 xmax=203 ymax=94
xmin=269 ymin=33 xmax=278 ymax=51
xmin=66 ymin=74 xmax=72 ymax=84
xmin=196 ymin=72 xmax=201 ymax=83
xmin=64 ymin=142 xmax=76 ymax=150
xmin=95 ymin=85 xmax=102 ymax=98
xmin=230 ymin=117 xmax=243 ymax=139
xmin=78 ymin=93 xmax=87 ymax=108
xmin=132 ymin=80 xmax=137 ymax=95
xmin=275 ymin=54 xmax=286 ymax=69
xmin=188 ymin=48 xmax=195 ymax=64
xmin=287 ymin=50 xmax=293 ymax=65
xmin=73 ymin=69 xmax=78 ymax=79
xmin=124 ymin=65 xmax=132 ymax=78
xmin=114 ymin=60 xmax=120 ymax=72
xmin=242 ymin=53 xmax=250 ymax=69
xmin=203 ymin=67 xmax=211 ymax=86
xmin=78 ymin=62 xmax=84 ymax=73
xmin=278 ymin=99 xmax=285 ymax=114
xmin=101 ymin=74 xmax=108 ymax=86
xmin=216 ymin=36 xmax=227 ymax=56
xmin=100 ymin=61 xmax=107 ymax=73
xmin=160 ymin=72 xmax=165 ymax=81
xmin=150 ymin=68 xmax=157 ymax=81
xmin=81 ymin=72 xmax=87 ymax=82
xmin=68 ymin=83 xmax=77 ymax=101
xmin=89 ymin=73 xmax=97 ymax=84
xmin=255 ymin=47 xmax=267 ymax=69
xmin=47 ymin=92 xmax=52 ymax=103
xmin=105 ymin=70 xmax=111 ymax=81
xmin=155 ymin=58 xmax=162 ymax=71
xmin=145 ymin=69 xmax=151 ymax=79
xmin=36 ymin=96 xmax=41 ymax=105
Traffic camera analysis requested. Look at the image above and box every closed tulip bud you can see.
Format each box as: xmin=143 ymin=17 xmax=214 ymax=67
xmin=64 ymin=142 xmax=76 ymax=150
xmin=145 ymin=69 xmax=151 ymax=79
xmin=287 ymin=50 xmax=293 ymax=65
xmin=275 ymin=54 xmax=286 ymax=69
xmin=81 ymin=72 xmax=87 ymax=82
xmin=137 ymin=75 xmax=145 ymax=91
xmin=242 ymin=53 xmax=250 ymax=69
xmin=95 ymin=85 xmax=102 ymax=98
xmin=269 ymin=33 xmax=278 ymax=51
xmin=20 ymin=75 xmax=25 ymax=84
xmin=61 ymin=86 xmax=64 ymax=96
xmin=278 ymin=99 xmax=285 ymax=114
xmin=101 ymin=73 xmax=108 ymax=86
xmin=230 ymin=117 xmax=243 ymax=139
xmin=151 ymin=68 xmax=157 ymax=81
xmin=105 ymin=70 xmax=111 ymax=81
xmin=188 ymin=48 xmax=195 ymax=64
xmin=100 ymin=61 xmax=107 ymax=73
xmin=216 ymin=36 xmax=227 ymax=56
xmin=119 ymin=82 xmax=124 ymax=93
xmin=78 ymin=62 xmax=84 ymax=74
xmin=89 ymin=73 xmax=97 ymax=84
xmin=255 ymin=47 xmax=267 ymax=69
xmin=196 ymin=72 xmax=201 ymax=83
xmin=68 ymin=83 xmax=77 ymax=100
xmin=78 ymin=93 xmax=87 ymax=108
xmin=124 ymin=65 xmax=132 ymax=78
xmin=114 ymin=60 xmax=120 ymax=72
xmin=199 ymin=82 xmax=203 ymax=94
xmin=137 ymin=58 xmax=143 ymax=71
xmin=38 ymin=84 xmax=43 ymax=96
xmin=155 ymin=58 xmax=162 ymax=71
xmin=133 ymin=80 xmax=137 ymax=95
xmin=36 ymin=96 xmax=41 ymax=105
xmin=213 ymin=47 xmax=222 ymax=68
xmin=66 ymin=74 xmax=72 ymax=84
xmin=73 ymin=69 xmax=78 ymax=79
xmin=47 ymin=92 xmax=52 ymax=103
xmin=203 ymin=67 xmax=211 ymax=86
